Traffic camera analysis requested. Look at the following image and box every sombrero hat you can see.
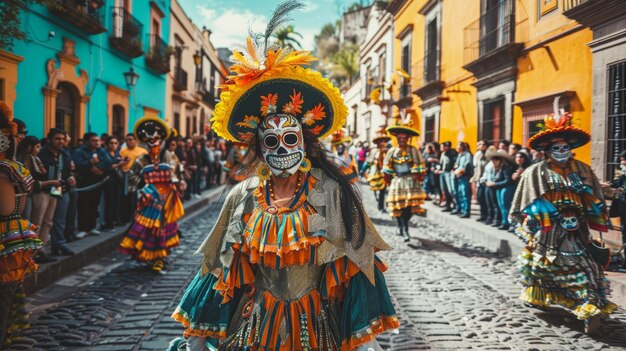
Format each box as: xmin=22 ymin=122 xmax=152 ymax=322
xmin=527 ymin=97 xmax=590 ymax=151
xmin=486 ymin=149 xmax=515 ymax=164
xmin=134 ymin=116 xmax=170 ymax=144
xmin=331 ymin=128 xmax=352 ymax=146
xmin=387 ymin=110 xmax=420 ymax=137
xmin=210 ymin=4 xmax=347 ymax=144
xmin=372 ymin=127 xmax=391 ymax=144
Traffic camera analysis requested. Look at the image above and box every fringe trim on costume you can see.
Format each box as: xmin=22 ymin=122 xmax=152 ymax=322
xmin=171 ymin=308 xmax=228 ymax=339
xmin=340 ymin=315 xmax=400 ymax=351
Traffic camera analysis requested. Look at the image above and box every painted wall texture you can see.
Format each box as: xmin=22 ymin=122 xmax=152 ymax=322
xmin=8 ymin=0 xmax=171 ymax=141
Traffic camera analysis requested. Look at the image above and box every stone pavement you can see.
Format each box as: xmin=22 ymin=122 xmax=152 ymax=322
xmin=6 ymin=185 xmax=626 ymax=350
xmin=370 ymin=189 xmax=626 ymax=350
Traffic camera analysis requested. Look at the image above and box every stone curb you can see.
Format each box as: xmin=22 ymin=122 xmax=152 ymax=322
xmin=421 ymin=202 xmax=626 ymax=308
xmin=421 ymin=202 xmax=526 ymax=256
xmin=23 ymin=185 xmax=227 ymax=295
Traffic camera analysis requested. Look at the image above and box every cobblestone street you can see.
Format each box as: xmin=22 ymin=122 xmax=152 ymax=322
xmin=7 ymin=187 xmax=626 ymax=351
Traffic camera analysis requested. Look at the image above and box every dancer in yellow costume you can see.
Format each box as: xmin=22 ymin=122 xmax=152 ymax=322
xmin=383 ymin=117 xmax=426 ymax=242
xmin=169 ymin=2 xmax=399 ymax=350
xmin=118 ymin=117 xmax=184 ymax=272
xmin=511 ymin=99 xmax=616 ymax=334
xmin=361 ymin=127 xmax=390 ymax=213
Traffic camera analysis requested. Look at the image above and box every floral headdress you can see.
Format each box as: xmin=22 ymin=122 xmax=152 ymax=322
xmin=528 ymin=96 xmax=590 ymax=151
xmin=211 ymin=1 xmax=347 ymax=143
xmin=0 ymin=101 xmax=17 ymax=156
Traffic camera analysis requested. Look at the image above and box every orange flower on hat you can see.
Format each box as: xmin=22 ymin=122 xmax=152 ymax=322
xmin=260 ymin=93 xmax=278 ymax=116
xmin=301 ymin=103 xmax=326 ymax=126
xmin=282 ymin=89 xmax=304 ymax=115
xmin=236 ymin=115 xmax=261 ymax=129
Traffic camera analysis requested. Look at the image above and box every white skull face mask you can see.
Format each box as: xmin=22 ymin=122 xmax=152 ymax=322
xmin=259 ymin=114 xmax=304 ymax=178
xmin=560 ymin=211 xmax=579 ymax=231
xmin=548 ymin=141 xmax=571 ymax=163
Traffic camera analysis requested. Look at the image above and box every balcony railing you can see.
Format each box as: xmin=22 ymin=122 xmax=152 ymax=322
xmin=563 ymin=0 xmax=589 ymax=12
xmin=173 ymin=67 xmax=188 ymax=91
xmin=145 ymin=34 xmax=171 ymax=74
xmin=48 ymin=0 xmax=106 ymax=34
xmin=411 ymin=51 xmax=442 ymax=87
xmin=109 ymin=7 xmax=144 ymax=58
xmin=463 ymin=3 xmax=527 ymax=65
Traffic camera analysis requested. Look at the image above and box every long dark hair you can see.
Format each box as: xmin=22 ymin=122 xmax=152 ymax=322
xmin=16 ymin=136 xmax=41 ymax=163
xmin=237 ymin=129 xmax=367 ymax=249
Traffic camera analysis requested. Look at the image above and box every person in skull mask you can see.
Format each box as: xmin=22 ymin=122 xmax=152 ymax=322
xmin=510 ymin=98 xmax=616 ymax=334
xmin=118 ymin=117 xmax=184 ymax=273
xmin=383 ymin=116 xmax=427 ymax=242
xmin=330 ymin=128 xmax=359 ymax=184
xmin=168 ymin=4 xmax=399 ymax=350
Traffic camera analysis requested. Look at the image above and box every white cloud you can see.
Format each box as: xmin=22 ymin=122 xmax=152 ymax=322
xmin=301 ymin=1 xmax=319 ymax=13
xmin=196 ymin=5 xmax=267 ymax=48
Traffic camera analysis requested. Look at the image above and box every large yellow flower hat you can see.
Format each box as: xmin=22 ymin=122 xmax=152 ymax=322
xmin=211 ymin=2 xmax=348 ymax=143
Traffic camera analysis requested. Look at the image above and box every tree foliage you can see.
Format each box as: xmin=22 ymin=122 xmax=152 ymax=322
xmin=331 ymin=44 xmax=359 ymax=87
xmin=0 ymin=0 xmax=56 ymax=50
xmin=272 ymin=25 xmax=303 ymax=50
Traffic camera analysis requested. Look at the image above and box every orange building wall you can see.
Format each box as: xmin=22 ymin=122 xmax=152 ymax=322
xmin=392 ymin=0 xmax=426 ymax=147
xmin=514 ymin=2 xmax=592 ymax=163
xmin=439 ymin=0 xmax=479 ymax=147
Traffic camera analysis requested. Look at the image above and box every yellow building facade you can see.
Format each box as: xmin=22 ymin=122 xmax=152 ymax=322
xmin=386 ymin=0 xmax=594 ymax=163
xmin=513 ymin=1 xmax=593 ymax=164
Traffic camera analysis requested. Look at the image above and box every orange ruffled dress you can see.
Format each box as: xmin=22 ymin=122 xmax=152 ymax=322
xmin=172 ymin=171 xmax=399 ymax=350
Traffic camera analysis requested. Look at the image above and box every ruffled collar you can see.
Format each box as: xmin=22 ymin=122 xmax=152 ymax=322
xmin=241 ymin=173 xmax=324 ymax=268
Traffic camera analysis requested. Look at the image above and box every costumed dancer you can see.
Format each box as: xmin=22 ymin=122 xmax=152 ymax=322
xmin=0 ymin=101 xmax=43 ymax=347
xmin=361 ymin=127 xmax=390 ymax=213
xmin=168 ymin=3 xmax=399 ymax=350
xmin=383 ymin=116 xmax=426 ymax=242
xmin=510 ymin=98 xmax=617 ymax=333
xmin=118 ymin=117 xmax=185 ymax=272
xmin=223 ymin=141 xmax=250 ymax=184
xmin=330 ymin=128 xmax=359 ymax=184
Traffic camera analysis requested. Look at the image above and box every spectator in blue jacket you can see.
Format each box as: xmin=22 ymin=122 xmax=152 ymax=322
xmin=485 ymin=149 xmax=516 ymax=230
xmin=453 ymin=141 xmax=473 ymax=218
xmin=74 ymin=132 xmax=113 ymax=238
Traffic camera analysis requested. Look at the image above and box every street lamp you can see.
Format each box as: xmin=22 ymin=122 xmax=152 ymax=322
xmin=124 ymin=67 xmax=140 ymax=109
xmin=123 ymin=67 xmax=139 ymax=87
xmin=193 ymin=50 xmax=202 ymax=67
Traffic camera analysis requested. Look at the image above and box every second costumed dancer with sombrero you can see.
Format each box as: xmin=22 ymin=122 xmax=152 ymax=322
xmin=510 ymin=98 xmax=617 ymax=334
xmin=168 ymin=2 xmax=399 ymax=350
xmin=383 ymin=115 xmax=427 ymax=242
xmin=118 ymin=117 xmax=185 ymax=272
xmin=361 ymin=127 xmax=391 ymax=213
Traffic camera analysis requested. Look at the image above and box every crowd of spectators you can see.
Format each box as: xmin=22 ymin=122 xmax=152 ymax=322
xmin=420 ymin=139 xmax=536 ymax=232
xmin=13 ymin=121 xmax=230 ymax=264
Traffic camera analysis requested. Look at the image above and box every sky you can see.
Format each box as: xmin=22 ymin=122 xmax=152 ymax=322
xmin=177 ymin=0 xmax=365 ymax=51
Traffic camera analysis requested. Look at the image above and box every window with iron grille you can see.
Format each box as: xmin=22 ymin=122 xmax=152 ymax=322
xmin=424 ymin=115 xmax=436 ymax=143
xmin=606 ymin=60 xmax=626 ymax=179
xmin=481 ymin=98 xmax=505 ymax=145
xmin=480 ymin=0 xmax=513 ymax=56
xmin=111 ymin=104 xmax=126 ymax=138
xmin=401 ymin=44 xmax=411 ymax=98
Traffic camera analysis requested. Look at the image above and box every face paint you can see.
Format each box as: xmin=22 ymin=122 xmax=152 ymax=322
xmin=336 ymin=144 xmax=345 ymax=155
xmin=560 ymin=211 xmax=579 ymax=231
xmin=258 ymin=114 xmax=304 ymax=178
xmin=548 ymin=141 xmax=571 ymax=163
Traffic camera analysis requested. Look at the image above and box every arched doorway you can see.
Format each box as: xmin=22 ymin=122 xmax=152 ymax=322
xmin=112 ymin=104 xmax=126 ymax=138
xmin=55 ymin=82 xmax=80 ymax=143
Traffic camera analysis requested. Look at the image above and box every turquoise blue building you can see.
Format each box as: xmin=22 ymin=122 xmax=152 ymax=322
xmin=7 ymin=0 xmax=171 ymax=142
